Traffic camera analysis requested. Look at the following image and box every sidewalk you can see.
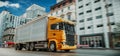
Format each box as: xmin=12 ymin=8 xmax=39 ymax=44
xmin=78 ymin=47 xmax=120 ymax=50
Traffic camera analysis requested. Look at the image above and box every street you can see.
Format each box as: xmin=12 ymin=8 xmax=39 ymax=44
xmin=0 ymin=48 xmax=120 ymax=56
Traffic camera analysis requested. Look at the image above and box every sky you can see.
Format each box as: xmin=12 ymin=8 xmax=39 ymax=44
xmin=0 ymin=0 xmax=56 ymax=16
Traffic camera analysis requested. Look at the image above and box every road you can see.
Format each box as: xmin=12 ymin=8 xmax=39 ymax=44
xmin=0 ymin=48 xmax=120 ymax=56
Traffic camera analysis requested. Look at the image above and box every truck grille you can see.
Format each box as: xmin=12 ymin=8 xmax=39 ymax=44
xmin=66 ymin=34 xmax=75 ymax=46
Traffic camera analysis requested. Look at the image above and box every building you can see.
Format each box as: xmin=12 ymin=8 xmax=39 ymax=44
xmin=0 ymin=11 xmax=9 ymax=46
xmin=76 ymin=0 xmax=120 ymax=48
xmin=0 ymin=10 xmax=20 ymax=47
xmin=18 ymin=13 xmax=31 ymax=25
xmin=19 ymin=4 xmax=47 ymax=25
xmin=57 ymin=0 xmax=63 ymax=3
xmin=25 ymin=4 xmax=46 ymax=19
xmin=48 ymin=0 xmax=76 ymax=22
xmin=0 ymin=4 xmax=47 ymax=47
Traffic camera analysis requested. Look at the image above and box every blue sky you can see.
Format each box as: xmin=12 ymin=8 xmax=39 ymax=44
xmin=0 ymin=0 xmax=56 ymax=16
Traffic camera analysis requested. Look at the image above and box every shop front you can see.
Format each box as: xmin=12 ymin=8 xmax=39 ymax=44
xmin=113 ymin=33 xmax=120 ymax=49
xmin=79 ymin=34 xmax=105 ymax=48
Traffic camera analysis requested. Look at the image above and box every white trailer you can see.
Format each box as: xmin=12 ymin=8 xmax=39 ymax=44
xmin=15 ymin=16 xmax=47 ymax=43
xmin=14 ymin=16 xmax=48 ymax=50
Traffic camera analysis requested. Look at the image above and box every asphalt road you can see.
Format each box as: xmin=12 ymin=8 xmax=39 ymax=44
xmin=0 ymin=48 xmax=120 ymax=56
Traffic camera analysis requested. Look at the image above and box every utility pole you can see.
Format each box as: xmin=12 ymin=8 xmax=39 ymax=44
xmin=104 ymin=0 xmax=113 ymax=48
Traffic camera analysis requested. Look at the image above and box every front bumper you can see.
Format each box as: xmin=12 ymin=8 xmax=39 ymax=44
xmin=60 ymin=45 xmax=77 ymax=50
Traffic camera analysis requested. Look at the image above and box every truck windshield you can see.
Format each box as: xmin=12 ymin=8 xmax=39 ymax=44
xmin=51 ymin=22 xmax=75 ymax=34
xmin=63 ymin=23 xmax=75 ymax=35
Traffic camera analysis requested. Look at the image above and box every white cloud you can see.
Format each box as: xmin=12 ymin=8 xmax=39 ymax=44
xmin=0 ymin=1 xmax=20 ymax=8
xmin=0 ymin=1 xmax=9 ymax=7
xmin=9 ymin=3 xmax=20 ymax=8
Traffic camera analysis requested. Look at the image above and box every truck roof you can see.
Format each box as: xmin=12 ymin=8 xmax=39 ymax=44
xmin=48 ymin=16 xmax=75 ymax=25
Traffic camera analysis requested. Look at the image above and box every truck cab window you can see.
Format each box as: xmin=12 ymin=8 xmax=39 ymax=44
xmin=51 ymin=23 xmax=64 ymax=30
xmin=59 ymin=23 xmax=64 ymax=30
xmin=51 ymin=23 xmax=59 ymax=30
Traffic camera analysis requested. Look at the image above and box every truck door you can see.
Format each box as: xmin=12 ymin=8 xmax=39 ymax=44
xmin=50 ymin=23 xmax=61 ymax=40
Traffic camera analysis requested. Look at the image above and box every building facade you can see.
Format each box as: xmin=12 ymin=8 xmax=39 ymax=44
xmin=0 ymin=4 xmax=47 ymax=47
xmin=48 ymin=0 xmax=76 ymax=22
xmin=76 ymin=0 xmax=120 ymax=48
xmin=0 ymin=10 xmax=20 ymax=47
xmin=19 ymin=4 xmax=47 ymax=25
xmin=25 ymin=4 xmax=46 ymax=19
xmin=57 ymin=0 xmax=63 ymax=3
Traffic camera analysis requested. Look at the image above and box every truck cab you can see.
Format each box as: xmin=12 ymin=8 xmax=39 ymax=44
xmin=48 ymin=16 xmax=77 ymax=52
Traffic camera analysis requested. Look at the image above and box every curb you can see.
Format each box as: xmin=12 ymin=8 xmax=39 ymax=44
xmin=77 ymin=48 xmax=120 ymax=50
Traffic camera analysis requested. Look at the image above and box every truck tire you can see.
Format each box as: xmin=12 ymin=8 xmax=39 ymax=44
xmin=30 ymin=43 xmax=35 ymax=51
xmin=26 ymin=43 xmax=30 ymax=51
xmin=17 ymin=44 xmax=22 ymax=50
xmin=50 ymin=42 xmax=56 ymax=52
xmin=64 ymin=50 xmax=70 ymax=52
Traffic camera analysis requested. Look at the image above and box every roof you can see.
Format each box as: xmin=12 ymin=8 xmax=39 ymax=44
xmin=26 ymin=4 xmax=45 ymax=11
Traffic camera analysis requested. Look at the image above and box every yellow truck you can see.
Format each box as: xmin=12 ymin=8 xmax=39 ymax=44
xmin=14 ymin=16 xmax=76 ymax=52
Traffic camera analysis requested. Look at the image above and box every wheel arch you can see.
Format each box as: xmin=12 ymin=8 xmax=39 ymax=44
xmin=48 ymin=40 xmax=58 ymax=49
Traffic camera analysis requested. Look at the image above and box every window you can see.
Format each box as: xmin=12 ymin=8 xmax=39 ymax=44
xmin=10 ymin=16 xmax=12 ymax=22
xmin=60 ymin=15 xmax=64 ymax=18
xmin=97 ymin=24 xmax=103 ymax=27
xmin=108 ymin=22 xmax=115 ymax=26
xmin=86 ymin=10 xmax=92 ymax=13
xmin=106 ymin=13 xmax=114 ymax=16
xmin=78 ymin=0 xmax=82 ymax=2
xmin=95 ymin=7 xmax=101 ymax=11
xmin=96 ymin=15 xmax=102 ymax=19
xmin=20 ymin=21 xmax=24 ymax=25
xmin=79 ymin=19 xmax=84 ymax=23
xmin=25 ymin=19 xmax=28 ymax=23
xmin=51 ymin=23 xmax=64 ymax=30
xmin=108 ymin=4 xmax=112 ymax=7
xmin=105 ymin=4 xmax=112 ymax=8
xmin=80 ymin=27 xmax=85 ymax=30
xmin=67 ymin=14 xmax=71 ymax=20
xmin=86 ymin=2 xmax=90 ymax=6
xmin=111 ymin=22 xmax=115 ymax=25
xmin=94 ymin=0 xmax=100 ymax=3
xmin=87 ymin=17 xmax=92 ymax=21
xmin=88 ymin=26 xmax=91 ymax=29
xmin=79 ymin=5 xmax=83 ymax=9
xmin=79 ymin=12 xmax=84 ymax=15
xmin=51 ymin=24 xmax=59 ymax=30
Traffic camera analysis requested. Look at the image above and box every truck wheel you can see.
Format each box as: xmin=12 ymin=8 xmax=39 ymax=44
xmin=64 ymin=50 xmax=70 ymax=52
xmin=18 ymin=44 xmax=22 ymax=50
xmin=15 ymin=44 xmax=18 ymax=50
xmin=50 ymin=42 xmax=56 ymax=52
xmin=30 ymin=43 xmax=35 ymax=51
xmin=26 ymin=43 xmax=30 ymax=51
